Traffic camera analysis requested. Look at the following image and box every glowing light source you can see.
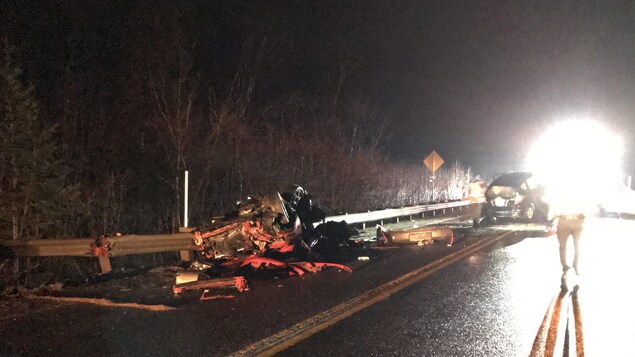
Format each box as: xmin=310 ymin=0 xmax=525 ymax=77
xmin=525 ymin=119 xmax=623 ymax=212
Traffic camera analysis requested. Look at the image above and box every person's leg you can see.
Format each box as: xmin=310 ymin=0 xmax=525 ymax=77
xmin=557 ymin=226 xmax=571 ymax=272
xmin=571 ymin=224 xmax=584 ymax=275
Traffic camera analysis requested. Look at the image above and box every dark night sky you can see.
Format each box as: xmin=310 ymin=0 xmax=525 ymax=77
xmin=377 ymin=1 xmax=635 ymax=178
xmin=3 ymin=1 xmax=635 ymax=180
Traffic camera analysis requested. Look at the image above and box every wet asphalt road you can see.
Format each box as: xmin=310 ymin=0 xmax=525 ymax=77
xmin=280 ymin=218 xmax=635 ymax=357
xmin=2 ymin=213 xmax=634 ymax=356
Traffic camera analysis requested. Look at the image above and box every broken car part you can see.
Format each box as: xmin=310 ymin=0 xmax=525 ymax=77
xmin=175 ymin=271 xmax=202 ymax=285
xmin=172 ymin=276 xmax=249 ymax=295
xmin=377 ymin=225 xmax=454 ymax=246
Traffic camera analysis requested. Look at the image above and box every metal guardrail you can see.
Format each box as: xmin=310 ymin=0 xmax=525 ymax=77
xmin=1 ymin=200 xmax=475 ymax=273
xmin=1 ymin=233 xmax=197 ymax=273
xmin=1 ymin=238 xmax=95 ymax=257
xmin=320 ymin=200 xmax=472 ymax=227
xmin=1 ymin=233 xmax=196 ymax=258
xmin=104 ymin=233 xmax=197 ymax=257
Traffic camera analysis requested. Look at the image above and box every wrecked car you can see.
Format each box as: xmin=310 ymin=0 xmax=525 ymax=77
xmin=175 ymin=186 xmax=354 ymax=299
xmin=474 ymin=172 xmax=548 ymax=226
xmin=193 ymin=186 xmax=344 ymax=261
xmin=193 ymin=192 xmax=302 ymax=260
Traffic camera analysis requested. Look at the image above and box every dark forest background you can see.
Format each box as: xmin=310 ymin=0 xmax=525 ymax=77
xmin=0 ymin=1 xmax=471 ymax=240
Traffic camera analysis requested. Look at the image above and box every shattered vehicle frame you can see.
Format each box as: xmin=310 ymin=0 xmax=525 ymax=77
xmin=193 ymin=192 xmax=302 ymax=260
xmin=174 ymin=186 xmax=353 ymax=299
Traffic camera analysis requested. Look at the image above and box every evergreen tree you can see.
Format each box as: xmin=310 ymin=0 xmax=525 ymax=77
xmin=0 ymin=42 xmax=82 ymax=240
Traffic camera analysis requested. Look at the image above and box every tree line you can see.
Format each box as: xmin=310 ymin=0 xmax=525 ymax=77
xmin=0 ymin=2 xmax=472 ymax=240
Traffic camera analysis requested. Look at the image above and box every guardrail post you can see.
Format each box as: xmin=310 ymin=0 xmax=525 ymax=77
xmin=99 ymin=256 xmax=112 ymax=274
xmin=396 ymin=217 xmax=400 ymax=223
xmin=184 ymin=171 xmax=189 ymax=228
xmin=179 ymin=250 xmax=192 ymax=262
xmin=178 ymin=227 xmax=194 ymax=262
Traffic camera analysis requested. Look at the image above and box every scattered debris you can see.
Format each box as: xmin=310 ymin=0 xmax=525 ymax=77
xmin=288 ymin=261 xmax=353 ymax=274
xmin=193 ymin=186 xmax=351 ymax=261
xmin=23 ymin=294 xmax=175 ymax=311
xmin=18 ymin=186 xmax=456 ymax=305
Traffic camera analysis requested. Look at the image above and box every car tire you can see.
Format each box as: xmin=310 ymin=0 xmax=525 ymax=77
xmin=524 ymin=204 xmax=535 ymax=222
xmin=473 ymin=218 xmax=481 ymax=228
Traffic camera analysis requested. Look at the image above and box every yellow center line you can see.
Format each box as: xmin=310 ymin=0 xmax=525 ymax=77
xmin=571 ymin=290 xmax=584 ymax=357
xmin=530 ymin=294 xmax=560 ymax=357
xmin=545 ymin=291 xmax=568 ymax=357
xmin=230 ymin=230 xmax=515 ymax=357
xmin=530 ymin=288 xmax=585 ymax=357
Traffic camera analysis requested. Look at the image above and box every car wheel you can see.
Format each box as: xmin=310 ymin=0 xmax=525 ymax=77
xmin=525 ymin=204 xmax=535 ymax=222
xmin=473 ymin=218 xmax=481 ymax=228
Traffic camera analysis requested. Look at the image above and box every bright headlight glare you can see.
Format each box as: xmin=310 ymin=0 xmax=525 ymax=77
xmin=525 ymin=119 xmax=623 ymax=206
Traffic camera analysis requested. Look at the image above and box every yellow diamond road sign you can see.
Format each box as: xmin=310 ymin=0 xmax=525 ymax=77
xmin=423 ymin=150 xmax=444 ymax=174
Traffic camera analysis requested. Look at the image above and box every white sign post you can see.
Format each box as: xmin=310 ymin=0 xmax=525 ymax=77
xmin=184 ymin=170 xmax=189 ymax=228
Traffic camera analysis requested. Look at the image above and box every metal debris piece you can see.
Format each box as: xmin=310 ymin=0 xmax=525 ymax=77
xmin=200 ymin=291 xmax=235 ymax=300
xmin=240 ymin=256 xmax=304 ymax=276
xmin=188 ymin=260 xmax=213 ymax=271
xmin=305 ymin=221 xmax=354 ymax=258
xmin=175 ymin=271 xmax=202 ymax=285
xmin=241 ymin=256 xmax=289 ymax=269
xmin=288 ymin=261 xmax=353 ymax=274
xmin=172 ymin=276 xmax=249 ymax=295
xmin=376 ymin=225 xmax=454 ymax=246
xmin=238 ymin=256 xmax=353 ymax=275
